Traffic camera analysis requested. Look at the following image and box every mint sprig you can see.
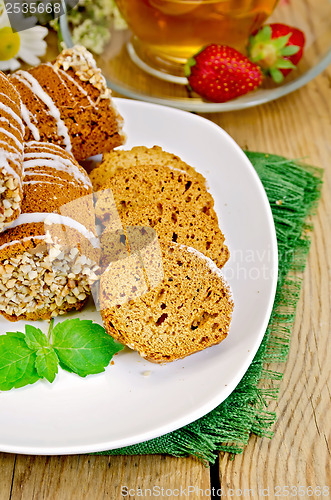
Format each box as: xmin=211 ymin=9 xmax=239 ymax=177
xmin=53 ymin=319 xmax=122 ymax=377
xmin=0 ymin=319 xmax=123 ymax=391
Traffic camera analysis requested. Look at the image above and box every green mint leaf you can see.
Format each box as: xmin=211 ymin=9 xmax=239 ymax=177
xmin=58 ymin=359 xmax=75 ymax=374
xmin=52 ymin=319 xmax=123 ymax=377
xmin=0 ymin=335 xmax=40 ymax=391
xmin=24 ymin=325 xmax=50 ymax=350
xmin=35 ymin=347 xmax=59 ymax=383
xmin=5 ymin=331 xmax=26 ymax=340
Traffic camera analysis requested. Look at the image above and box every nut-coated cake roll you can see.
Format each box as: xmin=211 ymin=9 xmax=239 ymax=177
xmin=0 ymin=72 xmax=24 ymax=231
xmin=0 ymin=142 xmax=100 ymax=321
xmin=10 ymin=45 xmax=125 ymax=161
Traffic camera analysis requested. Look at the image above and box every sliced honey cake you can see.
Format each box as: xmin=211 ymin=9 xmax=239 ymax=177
xmin=89 ymin=146 xmax=206 ymax=191
xmin=101 ymin=242 xmax=233 ymax=363
xmin=104 ymin=203 xmax=229 ymax=269
xmin=94 ymin=163 xmax=214 ymax=225
xmin=0 ymin=142 xmax=99 ymax=321
xmin=10 ymin=45 xmax=126 ymax=161
xmin=95 ymin=162 xmax=229 ymax=268
xmin=0 ymin=72 xmax=24 ymax=231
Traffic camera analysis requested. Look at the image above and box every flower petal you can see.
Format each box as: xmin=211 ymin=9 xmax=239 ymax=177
xmin=0 ymin=57 xmax=20 ymax=71
xmin=16 ymin=49 xmax=41 ymax=66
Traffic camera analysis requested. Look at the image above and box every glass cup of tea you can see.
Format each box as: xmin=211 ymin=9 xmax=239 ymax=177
xmin=115 ymin=0 xmax=279 ymax=82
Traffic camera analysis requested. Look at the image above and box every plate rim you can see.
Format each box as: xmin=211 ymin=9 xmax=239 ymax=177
xmin=59 ymin=16 xmax=331 ymax=113
xmin=0 ymin=98 xmax=278 ymax=455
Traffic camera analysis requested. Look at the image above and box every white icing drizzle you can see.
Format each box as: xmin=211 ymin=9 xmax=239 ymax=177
xmin=6 ymin=212 xmax=100 ymax=249
xmin=23 ymin=155 xmax=91 ymax=188
xmin=0 ymin=101 xmax=23 ymax=127
xmin=13 ymin=71 xmax=72 ymax=152
xmin=0 ymin=234 xmax=46 ymax=253
xmin=0 ymin=116 xmax=9 ymax=126
xmin=0 ymin=116 xmax=23 ymax=137
xmin=0 ymin=160 xmax=21 ymax=180
xmin=0 ymin=140 xmax=21 ymax=159
xmin=25 ymin=141 xmax=68 ymax=157
xmin=58 ymin=68 xmax=95 ymax=106
xmin=20 ymin=102 xmax=40 ymax=141
xmin=0 ymin=92 xmax=19 ymax=110
xmin=0 ymin=150 xmax=22 ymax=182
xmin=0 ymin=127 xmax=23 ymax=149
xmin=47 ymin=63 xmax=95 ymax=107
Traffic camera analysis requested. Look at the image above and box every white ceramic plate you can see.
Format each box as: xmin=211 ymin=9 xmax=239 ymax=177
xmin=0 ymin=99 xmax=278 ymax=455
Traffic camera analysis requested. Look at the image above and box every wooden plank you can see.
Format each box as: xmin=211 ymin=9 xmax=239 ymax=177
xmin=0 ymin=453 xmax=16 ymax=500
xmin=218 ymin=68 xmax=331 ymax=496
xmin=9 ymin=455 xmax=210 ymax=500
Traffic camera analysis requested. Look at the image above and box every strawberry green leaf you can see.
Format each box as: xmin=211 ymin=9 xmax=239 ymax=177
xmin=0 ymin=335 xmax=40 ymax=391
xmin=254 ymin=25 xmax=272 ymax=43
xmin=35 ymin=348 xmax=58 ymax=383
xmin=184 ymin=57 xmax=197 ymax=77
xmin=281 ymin=45 xmax=300 ymax=56
xmin=24 ymin=325 xmax=50 ymax=350
xmin=270 ymin=67 xmax=284 ymax=83
xmin=272 ymin=34 xmax=292 ymax=50
xmin=52 ymin=319 xmax=123 ymax=377
xmin=276 ymin=59 xmax=296 ymax=69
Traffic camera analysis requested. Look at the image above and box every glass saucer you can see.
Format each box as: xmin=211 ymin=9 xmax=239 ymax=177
xmin=60 ymin=0 xmax=331 ymax=113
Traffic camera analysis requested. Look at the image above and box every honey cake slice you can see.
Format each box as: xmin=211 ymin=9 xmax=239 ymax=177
xmin=90 ymin=146 xmax=206 ymax=191
xmin=0 ymin=72 xmax=24 ymax=231
xmin=10 ymin=45 xmax=125 ymax=161
xmin=101 ymin=242 xmax=233 ymax=363
xmin=95 ymin=163 xmax=214 ymax=225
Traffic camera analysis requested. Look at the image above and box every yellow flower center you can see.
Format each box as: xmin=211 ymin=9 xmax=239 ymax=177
xmin=0 ymin=27 xmax=20 ymax=61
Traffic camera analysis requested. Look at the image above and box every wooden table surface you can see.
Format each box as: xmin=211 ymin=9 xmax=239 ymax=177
xmin=0 ymin=40 xmax=330 ymax=500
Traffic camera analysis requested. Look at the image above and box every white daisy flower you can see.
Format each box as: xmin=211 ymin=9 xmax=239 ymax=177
xmin=0 ymin=4 xmax=48 ymax=72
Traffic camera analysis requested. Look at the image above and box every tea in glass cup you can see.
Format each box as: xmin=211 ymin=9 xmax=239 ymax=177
xmin=115 ymin=0 xmax=279 ymax=80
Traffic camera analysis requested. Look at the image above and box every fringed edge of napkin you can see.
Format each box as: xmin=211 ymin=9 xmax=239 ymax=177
xmin=95 ymin=153 xmax=323 ymax=464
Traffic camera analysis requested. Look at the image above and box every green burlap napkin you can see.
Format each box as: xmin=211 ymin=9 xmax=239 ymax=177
xmin=96 ymin=152 xmax=323 ymax=464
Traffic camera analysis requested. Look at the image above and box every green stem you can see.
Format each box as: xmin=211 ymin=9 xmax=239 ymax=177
xmin=48 ymin=318 xmax=54 ymax=343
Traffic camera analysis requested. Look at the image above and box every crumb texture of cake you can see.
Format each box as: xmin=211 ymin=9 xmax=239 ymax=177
xmin=0 ymin=72 xmax=24 ymax=231
xmin=95 ymin=159 xmax=229 ymax=268
xmin=10 ymin=45 xmax=126 ymax=161
xmin=117 ymin=203 xmax=229 ymax=269
xmin=101 ymin=242 xmax=233 ymax=363
xmin=99 ymin=225 xmax=164 ymax=309
xmin=95 ymin=163 xmax=214 ymax=224
xmin=89 ymin=146 xmax=206 ymax=191
xmin=0 ymin=142 xmax=99 ymax=321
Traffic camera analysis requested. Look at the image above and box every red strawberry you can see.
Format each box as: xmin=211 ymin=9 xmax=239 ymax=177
xmin=185 ymin=44 xmax=263 ymax=103
xmin=248 ymin=23 xmax=305 ymax=83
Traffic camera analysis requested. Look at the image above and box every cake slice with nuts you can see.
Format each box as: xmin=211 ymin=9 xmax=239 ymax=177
xmin=0 ymin=142 xmax=100 ymax=321
xmin=0 ymin=72 xmax=24 ymax=232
